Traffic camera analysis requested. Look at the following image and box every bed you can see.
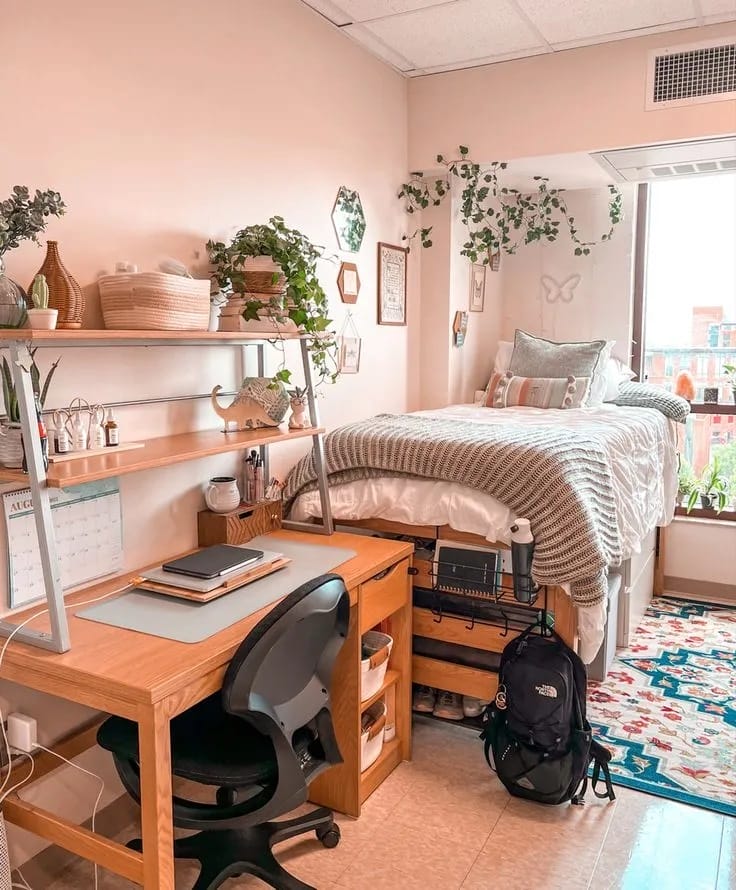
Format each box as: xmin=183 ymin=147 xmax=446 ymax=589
xmin=285 ymin=399 xmax=680 ymax=665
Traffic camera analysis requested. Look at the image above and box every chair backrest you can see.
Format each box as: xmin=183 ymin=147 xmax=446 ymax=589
xmin=222 ymin=573 xmax=350 ymax=791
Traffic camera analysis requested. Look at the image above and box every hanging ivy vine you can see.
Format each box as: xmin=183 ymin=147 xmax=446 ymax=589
xmin=398 ymin=145 xmax=623 ymax=264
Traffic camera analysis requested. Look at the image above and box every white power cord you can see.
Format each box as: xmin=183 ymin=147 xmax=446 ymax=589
xmin=0 ymin=583 xmax=132 ymax=889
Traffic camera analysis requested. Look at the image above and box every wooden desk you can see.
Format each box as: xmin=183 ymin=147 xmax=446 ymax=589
xmin=0 ymin=530 xmax=413 ymax=888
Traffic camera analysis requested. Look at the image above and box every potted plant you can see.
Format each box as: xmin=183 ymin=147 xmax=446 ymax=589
xmin=26 ymin=274 xmax=58 ymax=330
xmin=677 ymin=460 xmax=697 ymax=507
xmin=724 ymin=364 xmax=736 ymax=404
xmin=0 ymin=349 xmax=61 ymax=468
xmin=0 ymin=186 xmax=65 ymax=329
xmin=208 ymin=217 xmax=338 ymax=386
xmin=687 ymin=457 xmax=729 ymax=513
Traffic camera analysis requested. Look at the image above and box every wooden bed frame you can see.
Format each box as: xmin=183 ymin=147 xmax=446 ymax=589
xmin=338 ymin=518 xmax=578 ymax=704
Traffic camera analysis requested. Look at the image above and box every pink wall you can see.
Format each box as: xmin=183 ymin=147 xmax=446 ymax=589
xmin=0 ymin=0 xmax=412 ymax=869
xmin=409 ymin=22 xmax=736 ymax=168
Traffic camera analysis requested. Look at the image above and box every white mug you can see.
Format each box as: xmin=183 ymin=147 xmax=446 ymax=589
xmin=205 ymin=476 xmax=240 ymax=514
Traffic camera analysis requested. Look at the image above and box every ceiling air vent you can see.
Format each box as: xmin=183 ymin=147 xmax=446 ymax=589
xmin=591 ymin=137 xmax=736 ymax=182
xmin=646 ymin=37 xmax=736 ymax=110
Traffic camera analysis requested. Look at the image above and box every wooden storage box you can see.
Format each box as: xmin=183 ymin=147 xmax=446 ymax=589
xmin=197 ymin=499 xmax=282 ymax=546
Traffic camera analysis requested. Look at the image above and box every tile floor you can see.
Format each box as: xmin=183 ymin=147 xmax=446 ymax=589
xmin=42 ymin=717 xmax=734 ymax=890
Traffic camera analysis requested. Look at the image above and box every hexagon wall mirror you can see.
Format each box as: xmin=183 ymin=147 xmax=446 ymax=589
xmin=337 ymin=262 xmax=360 ymax=304
xmin=331 ymin=186 xmax=366 ymax=253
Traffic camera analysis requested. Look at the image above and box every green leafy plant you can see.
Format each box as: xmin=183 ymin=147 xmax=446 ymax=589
xmin=1 ymin=349 xmax=61 ymax=423
xmin=207 ymin=217 xmax=338 ymax=386
xmin=398 ymin=145 xmax=623 ymax=264
xmin=687 ymin=456 xmax=730 ymax=513
xmin=724 ymin=363 xmax=736 ymax=401
xmin=677 ymin=459 xmax=697 ymax=503
xmin=0 ymin=186 xmax=66 ymax=257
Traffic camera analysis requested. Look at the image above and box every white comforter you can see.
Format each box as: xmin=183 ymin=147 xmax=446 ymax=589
xmin=292 ymin=404 xmax=679 ymax=659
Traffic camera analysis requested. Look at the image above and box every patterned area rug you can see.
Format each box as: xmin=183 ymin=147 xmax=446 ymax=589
xmin=588 ymin=597 xmax=736 ymax=816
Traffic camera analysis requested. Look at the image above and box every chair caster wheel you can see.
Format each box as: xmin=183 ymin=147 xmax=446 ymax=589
xmin=125 ymin=838 xmax=143 ymax=852
xmin=316 ymin=823 xmax=340 ymax=848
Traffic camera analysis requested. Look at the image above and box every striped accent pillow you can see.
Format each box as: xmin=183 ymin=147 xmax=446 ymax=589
xmin=484 ymin=372 xmax=591 ymax=409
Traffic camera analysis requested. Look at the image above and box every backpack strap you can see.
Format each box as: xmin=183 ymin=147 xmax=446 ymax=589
xmin=590 ymin=740 xmax=616 ymax=802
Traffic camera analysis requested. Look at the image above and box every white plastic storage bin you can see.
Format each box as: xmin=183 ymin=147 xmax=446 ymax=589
xmin=361 ymin=700 xmax=387 ymax=772
xmin=361 ymin=631 xmax=393 ymax=702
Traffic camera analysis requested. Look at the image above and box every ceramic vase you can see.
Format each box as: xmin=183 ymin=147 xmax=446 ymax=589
xmin=30 ymin=241 xmax=84 ymax=329
xmin=0 ymin=257 xmax=28 ymax=328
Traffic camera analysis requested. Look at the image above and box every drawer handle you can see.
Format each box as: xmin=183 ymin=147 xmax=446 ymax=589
xmin=370 ymin=566 xmax=393 ymax=582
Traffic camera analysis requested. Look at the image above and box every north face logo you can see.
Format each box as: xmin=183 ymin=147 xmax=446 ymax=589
xmin=535 ymin=684 xmax=557 ymax=698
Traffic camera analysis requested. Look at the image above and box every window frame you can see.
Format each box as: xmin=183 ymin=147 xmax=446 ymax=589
xmin=631 ymin=180 xmax=736 ymax=522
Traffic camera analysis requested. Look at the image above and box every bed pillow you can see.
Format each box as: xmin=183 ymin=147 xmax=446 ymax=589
xmin=485 ymin=371 xmax=591 ymax=409
xmin=612 ymin=382 xmax=691 ymax=422
xmin=508 ymin=330 xmax=610 ymax=406
xmin=603 ymin=356 xmax=637 ymax=402
xmin=493 ymin=340 xmax=514 ymax=373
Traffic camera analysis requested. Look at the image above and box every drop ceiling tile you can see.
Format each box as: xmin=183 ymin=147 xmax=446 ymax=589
xmin=343 ymin=23 xmax=418 ymax=69
xmin=332 ymin=0 xmax=456 ymax=23
xmin=302 ymin=0 xmax=353 ymax=25
xmin=550 ymin=19 xmax=700 ymax=51
xmin=518 ymin=0 xmax=695 ymax=44
xmin=344 ymin=0 xmax=544 ymax=69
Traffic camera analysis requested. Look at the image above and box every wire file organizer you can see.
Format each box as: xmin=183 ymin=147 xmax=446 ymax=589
xmin=414 ymin=544 xmax=551 ymax=638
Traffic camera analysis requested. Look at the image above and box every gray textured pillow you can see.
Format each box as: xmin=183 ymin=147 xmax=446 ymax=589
xmin=612 ymin=383 xmax=691 ymax=422
xmin=508 ymin=330 xmax=609 ymax=405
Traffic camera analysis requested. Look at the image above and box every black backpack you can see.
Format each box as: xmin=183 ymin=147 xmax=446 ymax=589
xmin=480 ymin=624 xmax=615 ymax=806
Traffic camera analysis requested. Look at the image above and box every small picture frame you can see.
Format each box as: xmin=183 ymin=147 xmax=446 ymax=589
xmin=453 ymin=311 xmax=468 ymax=347
xmin=377 ymin=242 xmax=407 ymax=326
xmin=337 ymin=262 xmax=360 ymax=304
xmin=339 ymin=336 xmax=361 ymax=374
xmin=469 ymin=263 xmax=486 ymax=312
xmin=703 ymin=386 xmax=719 ymax=404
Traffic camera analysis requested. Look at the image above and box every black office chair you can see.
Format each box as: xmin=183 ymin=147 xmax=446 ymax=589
xmin=97 ymin=573 xmax=350 ymax=890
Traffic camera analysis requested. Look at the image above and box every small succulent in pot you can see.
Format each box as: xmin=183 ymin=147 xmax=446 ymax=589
xmin=26 ymin=274 xmax=58 ymax=330
xmin=687 ymin=457 xmax=729 ymax=513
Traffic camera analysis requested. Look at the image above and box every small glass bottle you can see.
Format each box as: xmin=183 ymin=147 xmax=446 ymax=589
xmin=104 ymin=409 xmax=119 ymax=446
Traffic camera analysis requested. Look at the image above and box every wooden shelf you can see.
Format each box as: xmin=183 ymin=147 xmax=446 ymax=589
xmin=689 ymin=403 xmax=736 ymax=416
xmin=0 ymin=329 xmax=308 ymax=347
xmin=360 ymin=737 xmax=402 ymax=803
xmin=0 ymin=426 xmax=322 ymax=488
xmin=360 ymin=670 xmax=400 ymax=714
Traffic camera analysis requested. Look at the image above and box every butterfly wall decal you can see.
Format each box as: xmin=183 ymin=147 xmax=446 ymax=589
xmin=541 ymin=273 xmax=581 ymax=303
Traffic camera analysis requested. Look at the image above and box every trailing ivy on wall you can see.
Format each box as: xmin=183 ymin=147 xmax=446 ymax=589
xmin=398 ymin=145 xmax=623 ymax=264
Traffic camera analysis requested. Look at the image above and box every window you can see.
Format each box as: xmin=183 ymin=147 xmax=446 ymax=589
xmin=635 ymin=173 xmax=736 ymax=514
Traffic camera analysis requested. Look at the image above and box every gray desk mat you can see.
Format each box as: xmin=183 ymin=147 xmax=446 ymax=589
xmin=77 ymin=537 xmax=357 ymax=644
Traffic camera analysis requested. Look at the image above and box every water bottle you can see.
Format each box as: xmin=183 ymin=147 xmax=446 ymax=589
xmin=510 ymin=518 xmax=537 ymax=604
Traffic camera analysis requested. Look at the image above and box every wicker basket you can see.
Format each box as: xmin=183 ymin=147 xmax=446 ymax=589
xmin=198 ymin=499 xmax=283 ymax=546
xmin=98 ymin=272 xmax=210 ymax=330
xmin=242 ymin=270 xmax=287 ymax=295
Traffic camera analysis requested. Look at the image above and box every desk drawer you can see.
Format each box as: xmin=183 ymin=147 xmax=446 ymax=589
xmin=360 ymin=558 xmax=410 ymax=633
xmin=413 ymin=655 xmax=498 ymax=700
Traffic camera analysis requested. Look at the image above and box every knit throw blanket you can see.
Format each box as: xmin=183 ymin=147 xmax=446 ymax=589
xmin=283 ymin=413 xmax=623 ymax=606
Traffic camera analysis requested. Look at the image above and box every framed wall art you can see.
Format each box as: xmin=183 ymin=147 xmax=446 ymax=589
xmin=469 ymin=263 xmax=485 ymax=312
xmin=377 ymin=242 xmax=407 ymax=326
xmin=337 ymin=262 xmax=360 ymax=304
xmin=339 ymin=337 xmax=362 ymax=374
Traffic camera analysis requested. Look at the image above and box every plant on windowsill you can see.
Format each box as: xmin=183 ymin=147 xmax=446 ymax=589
xmin=687 ymin=457 xmax=729 ymax=513
xmin=207 ymin=217 xmax=339 ymax=387
xmin=0 ymin=348 xmax=61 ymax=469
xmin=398 ymin=145 xmax=624 ymax=265
xmin=724 ymin=364 xmax=736 ymax=404
xmin=677 ymin=460 xmax=697 ymax=507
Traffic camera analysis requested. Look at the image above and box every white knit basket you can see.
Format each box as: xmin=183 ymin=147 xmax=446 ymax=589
xmin=98 ymin=272 xmax=210 ymax=331
xmin=0 ymin=814 xmax=11 ymax=890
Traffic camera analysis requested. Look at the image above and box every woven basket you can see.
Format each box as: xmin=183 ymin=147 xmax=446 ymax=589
xmin=98 ymin=272 xmax=210 ymax=330
xmin=29 ymin=241 xmax=84 ymax=329
xmin=242 ymin=270 xmax=287 ymax=295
